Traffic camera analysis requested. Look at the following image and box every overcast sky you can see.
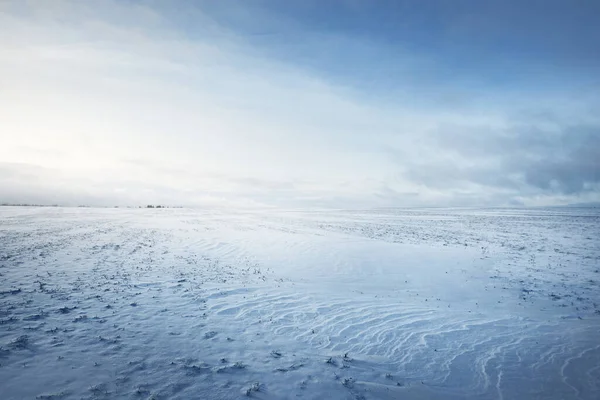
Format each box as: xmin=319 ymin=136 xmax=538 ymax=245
xmin=1 ymin=0 xmax=599 ymax=208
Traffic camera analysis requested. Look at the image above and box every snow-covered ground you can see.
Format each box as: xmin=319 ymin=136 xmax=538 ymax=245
xmin=0 ymin=206 xmax=599 ymax=399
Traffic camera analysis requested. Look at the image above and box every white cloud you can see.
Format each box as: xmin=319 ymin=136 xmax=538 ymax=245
xmin=0 ymin=0 xmax=598 ymax=208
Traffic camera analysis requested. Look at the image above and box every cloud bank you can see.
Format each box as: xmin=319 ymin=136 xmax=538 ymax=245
xmin=1 ymin=0 xmax=598 ymax=208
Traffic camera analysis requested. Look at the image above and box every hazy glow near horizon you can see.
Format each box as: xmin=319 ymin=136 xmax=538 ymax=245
xmin=1 ymin=0 xmax=599 ymax=208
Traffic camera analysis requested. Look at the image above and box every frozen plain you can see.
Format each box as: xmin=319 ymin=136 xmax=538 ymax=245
xmin=0 ymin=206 xmax=599 ymax=400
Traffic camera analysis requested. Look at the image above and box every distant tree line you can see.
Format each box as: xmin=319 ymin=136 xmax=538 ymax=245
xmin=1 ymin=203 xmax=60 ymax=207
xmin=141 ymin=205 xmax=184 ymax=209
xmin=1 ymin=203 xmax=184 ymax=209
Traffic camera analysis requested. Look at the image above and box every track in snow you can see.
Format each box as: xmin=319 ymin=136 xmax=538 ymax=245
xmin=1 ymin=207 xmax=599 ymax=399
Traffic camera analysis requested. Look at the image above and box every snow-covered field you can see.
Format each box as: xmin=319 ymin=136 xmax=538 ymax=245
xmin=1 ymin=206 xmax=599 ymax=400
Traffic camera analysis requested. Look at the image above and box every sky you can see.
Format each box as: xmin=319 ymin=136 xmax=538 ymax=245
xmin=1 ymin=0 xmax=599 ymax=208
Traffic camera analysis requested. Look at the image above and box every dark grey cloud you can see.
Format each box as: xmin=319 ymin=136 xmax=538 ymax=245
xmin=396 ymin=121 xmax=600 ymax=201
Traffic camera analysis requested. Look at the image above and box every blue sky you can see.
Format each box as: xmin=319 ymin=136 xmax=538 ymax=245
xmin=0 ymin=0 xmax=599 ymax=207
xmin=200 ymin=1 xmax=600 ymax=87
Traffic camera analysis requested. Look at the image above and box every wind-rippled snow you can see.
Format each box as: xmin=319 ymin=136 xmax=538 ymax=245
xmin=0 ymin=207 xmax=599 ymax=399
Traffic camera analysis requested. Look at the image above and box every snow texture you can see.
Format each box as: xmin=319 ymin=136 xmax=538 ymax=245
xmin=0 ymin=206 xmax=599 ymax=399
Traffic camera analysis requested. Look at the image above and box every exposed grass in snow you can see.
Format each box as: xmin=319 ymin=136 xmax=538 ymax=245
xmin=0 ymin=206 xmax=599 ymax=399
